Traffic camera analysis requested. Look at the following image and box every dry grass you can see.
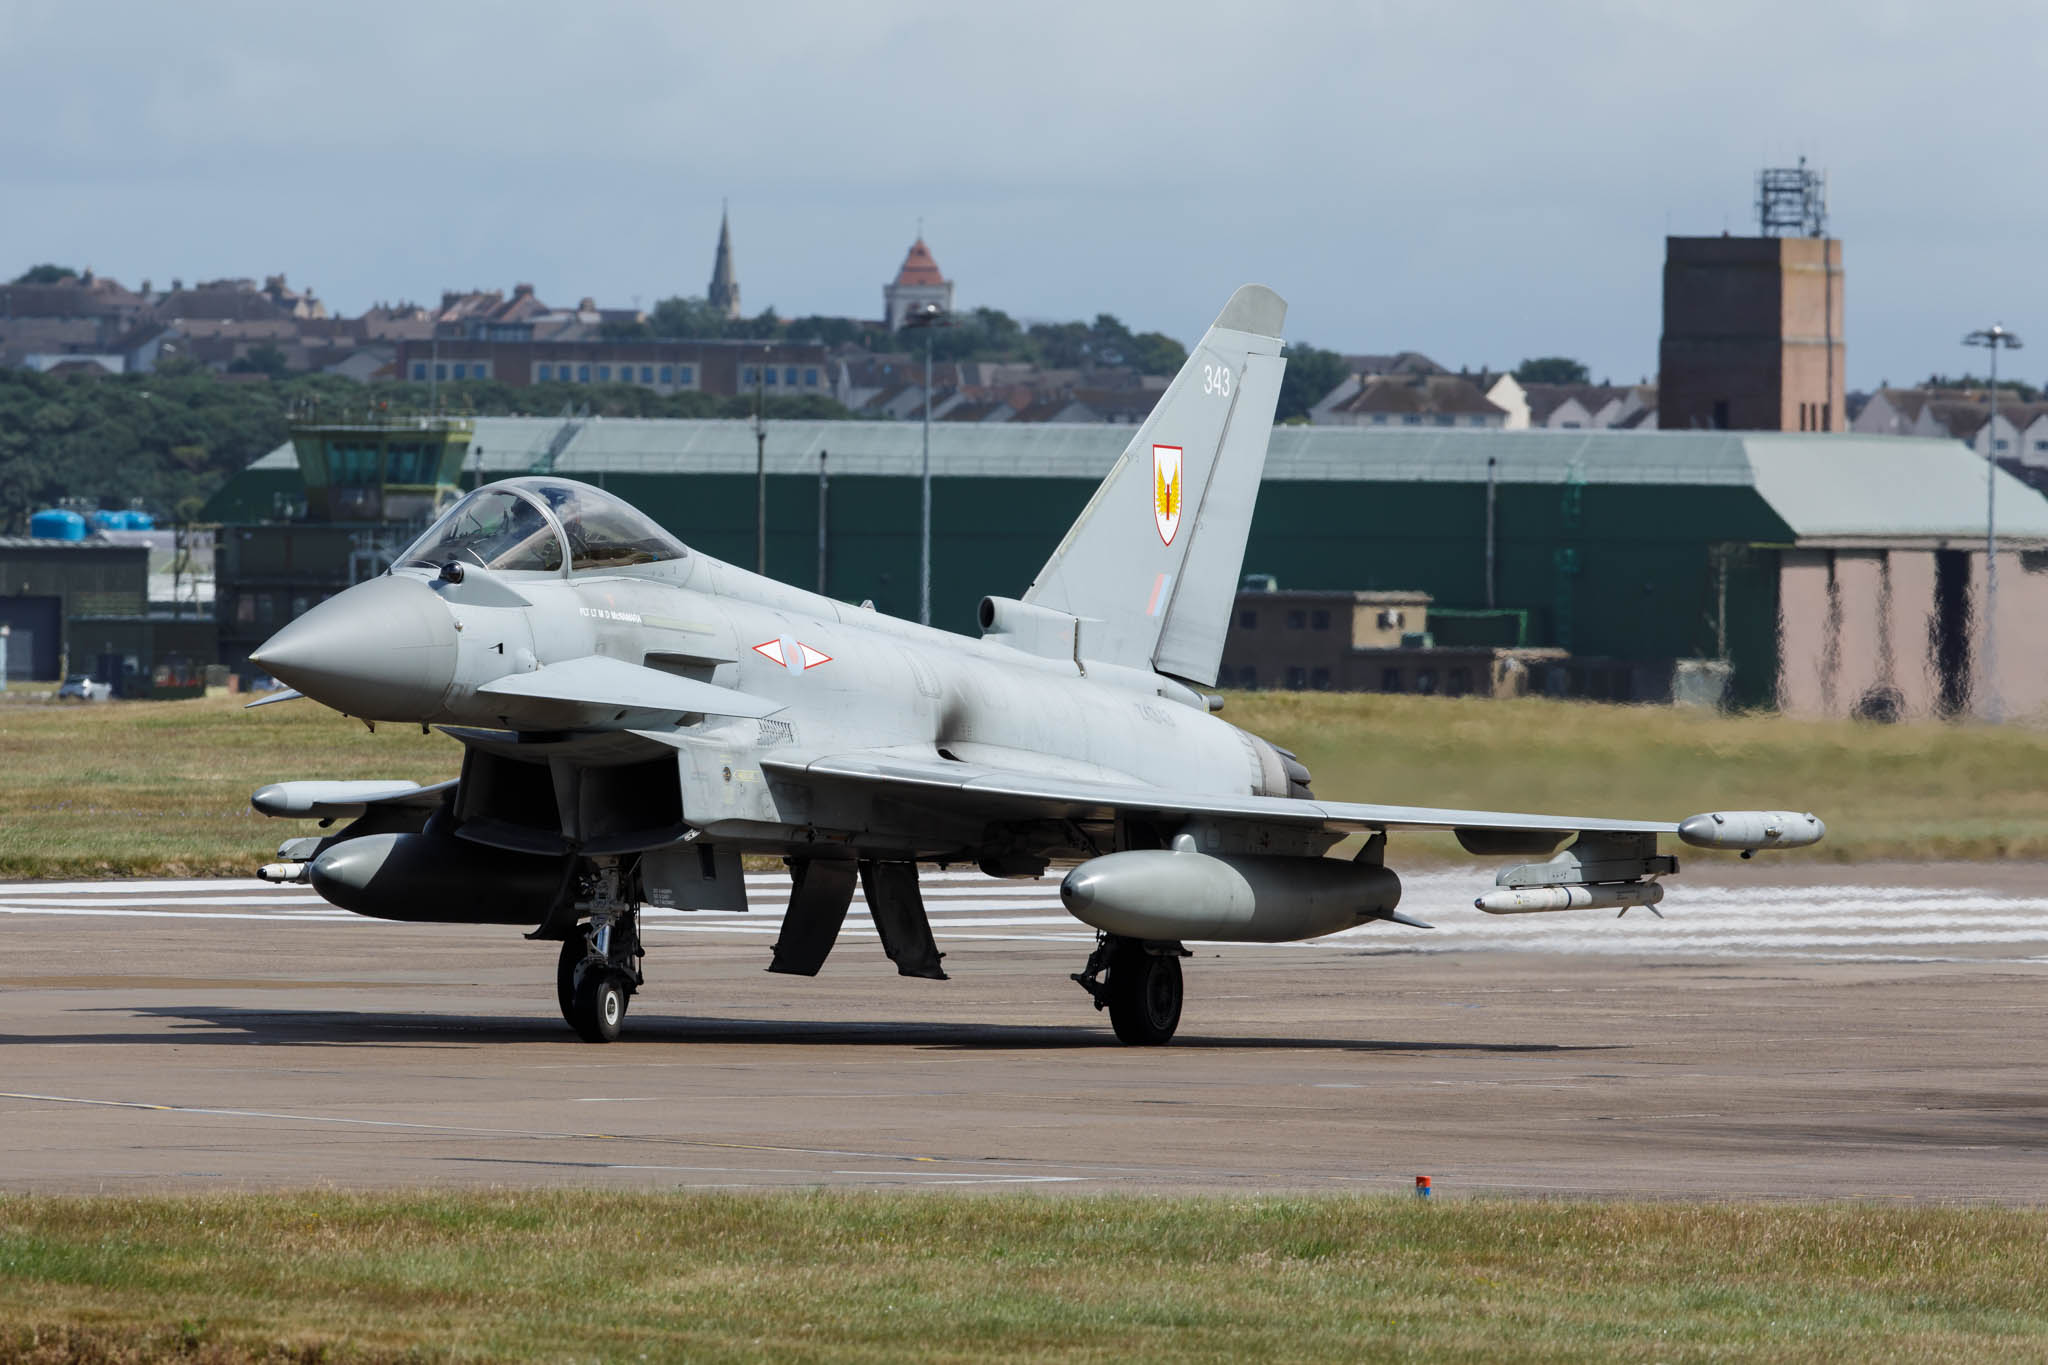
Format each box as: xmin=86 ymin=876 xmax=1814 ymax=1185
xmin=0 ymin=694 xmax=449 ymax=879
xmin=3 ymin=1192 xmax=2047 ymax=1362
xmin=0 ymin=690 xmax=2042 ymax=880
xmin=1229 ymin=691 xmax=2048 ymax=864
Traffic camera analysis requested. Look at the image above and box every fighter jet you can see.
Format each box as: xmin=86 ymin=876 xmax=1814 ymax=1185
xmin=247 ymin=285 xmax=1822 ymax=1045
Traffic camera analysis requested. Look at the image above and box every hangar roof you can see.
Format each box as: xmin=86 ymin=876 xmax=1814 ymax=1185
xmin=245 ymin=421 xmax=2048 ymax=544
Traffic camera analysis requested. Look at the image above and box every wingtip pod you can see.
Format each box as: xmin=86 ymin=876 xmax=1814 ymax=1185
xmin=1212 ymin=284 xmax=1286 ymax=340
xmin=1677 ymin=810 xmax=1826 ymax=852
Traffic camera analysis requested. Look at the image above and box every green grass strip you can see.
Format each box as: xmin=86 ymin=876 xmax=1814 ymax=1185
xmin=4 ymin=1191 xmax=2048 ymax=1361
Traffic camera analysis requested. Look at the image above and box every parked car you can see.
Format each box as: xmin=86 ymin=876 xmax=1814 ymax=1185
xmin=57 ymin=674 xmax=112 ymax=702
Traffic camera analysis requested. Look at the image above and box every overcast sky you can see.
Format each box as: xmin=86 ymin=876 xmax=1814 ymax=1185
xmin=3 ymin=1 xmax=2041 ymax=389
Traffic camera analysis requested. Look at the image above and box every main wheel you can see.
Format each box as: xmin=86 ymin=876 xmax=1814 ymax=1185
xmin=556 ymin=933 xmax=587 ymax=1027
xmin=1105 ymin=944 xmax=1182 ymax=1045
xmin=568 ymin=966 xmax=631 ymax=1044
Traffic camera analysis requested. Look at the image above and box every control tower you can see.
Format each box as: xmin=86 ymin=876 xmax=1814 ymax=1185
xmin=1659 ymin=161 xmax=1843 ymax=432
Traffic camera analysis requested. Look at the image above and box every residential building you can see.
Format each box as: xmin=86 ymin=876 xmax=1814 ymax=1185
xmin=1522 ymin=382 xmax=1658 ymax=430
xmin=1311 ymin=373 xmax=1507 ymax=428
xmin=392 ymin=336 xmax=829 ymax=396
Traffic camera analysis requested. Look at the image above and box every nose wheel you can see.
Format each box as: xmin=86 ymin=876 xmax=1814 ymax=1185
xmin=556 ymin=906 xmax=642 ymax=1043
xmin=1073 ymin=934 xmax=1187 ymax=1045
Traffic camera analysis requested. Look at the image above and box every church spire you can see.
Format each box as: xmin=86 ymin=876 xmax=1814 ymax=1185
xmin=708 ymin=202 xmax=740 ymax=320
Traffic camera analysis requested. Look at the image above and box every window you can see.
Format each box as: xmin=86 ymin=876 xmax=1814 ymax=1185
xmin=471 ymin=363 xmax=487 ymax=379
xmin=327 ymin=443 xmax=379 ymax=483
xmin=1238 ymin=609 xmax=1258 ymax=629
xmin=2033 ymin=439 xmax=2047 ymax=451
xmin=678 ymin=365 xmax=694 ymax=385
xmin=538 ymin=364 xmax=553 ymax=381
xmin=397 ymin=487 xmax=563 ymax=573
xmin=1371 ymin=413 xmax=1388 ymax=424
xmin=805 ymin=368 xmax=819 ymax=386
xmin=1434 ymin=414 xmax=1454 ymax=427
xmin=596 ymin=366 xmax=611 ymax=382
xmin=1310 ymin=667 xmax=1331 ymax=690
xmin=527 ymin=479 xmax=689 ymax=571
xmin=741 ymin=366 xmax=757 ymax=386
xmin=411 ymin=362 xmax=427 ymax=380
xmin=1286 ymin=665 xmax=1308 ymax=690
xmin=1415 ymin=669 xmax=1438 ymax=695
xmin=1380 ymin=667 xmax=1403 ymax=693
xmin=1310 ymin=609 xmax=1330 ymax=631
xmin=1285 ymin=609 xmax=1305 ymax=630
xmin=1561 ymin=420 xmax=1582 ymax=429
xmin=434 ymin=363 xmax=447 ymax=381
xmin=765 ymin=368 xmax=778 ymax=385
xmin=660 ymin=366 xmax=673 ymax=384
xmin=577 ymin=365 xmax=591 ymax=382
xmin=1712 ymin=398 xmax=1730 ymax=429
xmin=1995 ymin=438 xmax=2011 ymax=452
xmin=784 ymin=367 xmax=798 ymax=386
xmin=1402 ymin=414 xmax=1421 ymax=426
xmin=386 ymin=443 xmax=435 ymax=484
xmin=235 ymin=595 xmax=255 ymax=626
xmin=640 ymin=366 xmax=654 ymax=384
xmin=1448 ymin=667 xmax=1473 ymax=697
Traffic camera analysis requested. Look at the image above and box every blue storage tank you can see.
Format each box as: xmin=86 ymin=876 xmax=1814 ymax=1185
xmin=124 ymin=510 xmax=155 ymax=530
xmin=87 ymin=510 xmax=122 ymax=532
xmin=29 ymin=509 xmax=87 ymax=541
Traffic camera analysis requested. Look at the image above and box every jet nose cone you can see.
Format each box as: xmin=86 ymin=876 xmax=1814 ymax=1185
xmin=251 ymin=574 xmax=457 ymax=721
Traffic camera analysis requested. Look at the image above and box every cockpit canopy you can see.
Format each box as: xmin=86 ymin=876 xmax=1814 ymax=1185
xmin=398 ymin=478 xmax=688 ymax=575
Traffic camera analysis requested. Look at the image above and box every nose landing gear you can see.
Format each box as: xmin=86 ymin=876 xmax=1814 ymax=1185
xmin=556 ymin=857 xmax=642 ymax=1043
xmin=1073 ymin=933 xmax=1188 ymax=1045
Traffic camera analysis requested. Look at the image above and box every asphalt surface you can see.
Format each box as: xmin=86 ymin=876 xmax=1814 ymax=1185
xmin=3 ymin=861 xmax=2046 ymax=1201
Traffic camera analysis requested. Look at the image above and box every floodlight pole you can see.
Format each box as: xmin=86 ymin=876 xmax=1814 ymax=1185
xmin=754 ymin=346 xmax=768 ymax=576
xmin=902 ymin=303 xmax=951 ymax=627
xmin=1964 ymin=323 xmax=2022 ymax=722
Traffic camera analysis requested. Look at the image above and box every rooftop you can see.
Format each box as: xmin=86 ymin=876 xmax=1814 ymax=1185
xmin=240 ymin=423 xmax=2048 ymax=545
xmin=892 ymin=239 xmax=947 ymax=287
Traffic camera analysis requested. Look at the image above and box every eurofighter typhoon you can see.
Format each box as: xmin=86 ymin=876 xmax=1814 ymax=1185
xmin=247 ymin=285 xmax=1823 ymax=1044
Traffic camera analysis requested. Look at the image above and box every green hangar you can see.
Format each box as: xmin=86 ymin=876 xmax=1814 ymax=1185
xmin=210 ymin=420 xmax=2048 ymax=716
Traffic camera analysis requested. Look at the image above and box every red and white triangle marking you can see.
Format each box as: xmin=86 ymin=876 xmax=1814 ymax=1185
xmin=752 ymin=638 xmax=833 ymax=670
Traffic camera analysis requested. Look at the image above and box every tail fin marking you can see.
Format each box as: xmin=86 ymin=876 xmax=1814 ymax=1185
xmin=1022 ymin=284 xmax=1288 ymax=686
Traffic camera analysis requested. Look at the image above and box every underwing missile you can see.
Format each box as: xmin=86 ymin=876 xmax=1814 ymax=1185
xmin=1475 ymin=881 xmax=1666 ymax=914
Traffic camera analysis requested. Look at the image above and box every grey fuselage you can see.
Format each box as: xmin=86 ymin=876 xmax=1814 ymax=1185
xmin=337 ymin=553 xmax=1296 ymax=863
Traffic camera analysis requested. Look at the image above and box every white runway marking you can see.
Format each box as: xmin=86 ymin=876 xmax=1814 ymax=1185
xmin=2 ymin=872 xmax=2044 ymax=962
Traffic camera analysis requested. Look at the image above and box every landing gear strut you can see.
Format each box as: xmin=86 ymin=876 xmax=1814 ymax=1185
xmin=1073 ymin=933 xmax=1188 ymax=1045
xmin=557 ymin=857 xmax=643 ymax=1043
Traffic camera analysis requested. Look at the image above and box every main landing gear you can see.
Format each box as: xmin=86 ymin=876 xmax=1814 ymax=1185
xmin=556 ymin=858 xmax=642 ymax=1043
xmin=1073 ymin=933 xmax=1189 ymax=1045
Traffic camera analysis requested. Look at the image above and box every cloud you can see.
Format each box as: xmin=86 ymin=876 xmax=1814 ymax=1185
xmin=1 ymin=0 xmax=2042 ymax=385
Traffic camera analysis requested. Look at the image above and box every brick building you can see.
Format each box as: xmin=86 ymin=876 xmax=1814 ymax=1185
xmin=391 ymin=337 xmax=830 ymax=396
xmin=1659 ymin=235 xmax=1844 ymax=432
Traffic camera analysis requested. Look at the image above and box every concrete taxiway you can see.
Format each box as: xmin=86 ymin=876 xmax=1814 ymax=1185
xmin=2 ymin=862 xmax=2046 ymax=1201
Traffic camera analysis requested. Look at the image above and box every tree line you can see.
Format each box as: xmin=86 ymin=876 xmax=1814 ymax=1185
xmin=0 ymin=365 xmax=850 ymax=532
xmin=606 ymin=299 xmax=1190 ymax=377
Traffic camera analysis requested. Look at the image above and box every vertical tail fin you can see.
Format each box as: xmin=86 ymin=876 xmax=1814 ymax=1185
xmin=1023 ymin=284 xmax=1287 ymax=685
